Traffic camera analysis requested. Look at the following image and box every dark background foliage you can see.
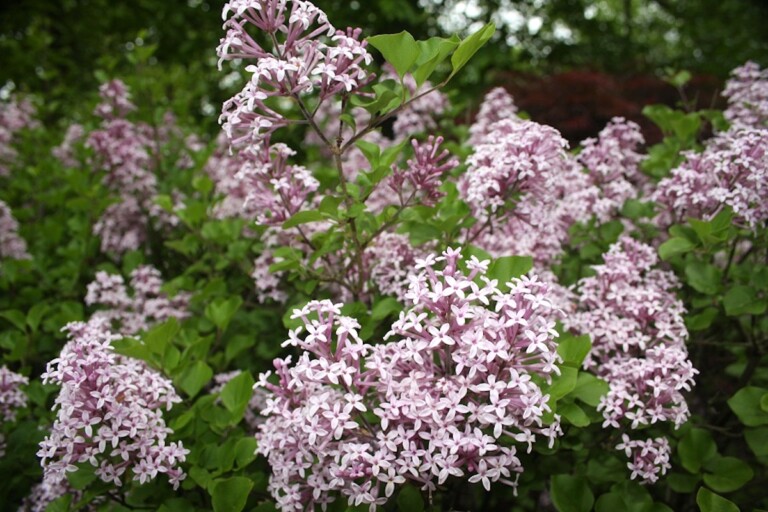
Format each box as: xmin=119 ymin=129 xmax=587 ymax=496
xmin=1 ymin=0 xmax=767 ymax=138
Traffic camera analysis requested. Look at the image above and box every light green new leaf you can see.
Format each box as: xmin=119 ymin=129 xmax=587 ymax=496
xmin=367 ymin=31 xmax=420 ymax=78
xmin=450 ymin=22 xmax=496 ymax=79
xmin=413 ymin=35 xmax=460 ymax=86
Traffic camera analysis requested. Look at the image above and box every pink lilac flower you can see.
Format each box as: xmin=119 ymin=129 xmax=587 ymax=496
xmin=615 ymin=435 xmax=671 ymax=484
xmin=0 ymin=96 xmax=39 ymax=177
xmin=93 ymin=80 xmax=136 ymax=120
xmin=0 ymin=366 xmax=27 ymax=423
xmin=85 ymin=265 xmax=190 ymax=336
xmin=218 ymin=0 xmax=373 ymax=147
xmin=723 ymin=61 xmax=768 ymax=130
xmin=468 ymin=87 xmax=520 ymax=146
xmin=578 ymin=117 xmax=647 ymax=222
xmin=566 ymin=236 xmax=696 ymax=483
xmin=470 ymin=157 xmax=596 ymax=265
xmin=52 ymin=124 xmax=85 ymax=168
xmin=0 ymin=200 xmax=31 ymax=261
xmin=460 ymin=119 xmax=570 ymax=221
xmin=18 ymin=473 xmax=97 ymax=512
xmin=86 ymin=80 xmax=191 ymax=255
xmin=0 ymin=366 xmax=28 ymax=457
xmin=38 ymin=319 xmax=188 ymax=490
xmin=365 ymin=233 xmax=433 ymax=301
xmin=235 ymin=143 xmax=319 ymax=226
xmin=461 ymin=115 xmax=599 ymax=265
xmin=387 ymin=136 xmax=458 ymax=208
xmin=653 ymin=128 xmax=768 ymax=230
xmin=256 ymin=248 xmax=564 ymax=510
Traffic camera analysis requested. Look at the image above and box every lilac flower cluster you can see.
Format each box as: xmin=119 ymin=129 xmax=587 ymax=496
xmin=723 ymin=61 xmax=768 ymax=130
xmin=578 ymin=117 xmax=647 ymax=222
xmin=468 ymin=87 xmax=520 ymax=146
xmin=86 ymin=80 xmax=191 ymax=254
xmin=256 ymin=248 xmax=564 ymax=510
xmin=0 ymin=96 xmax=39 ymax=177
xmin=365 ymin=233 xmax=432 ymax=301
xmin=85 ymin=265 xmax=191 ymax=336
xmin=0 ymin=366 xmax=27 ymax=423
xmin=566 ymin=236 xmax=696 ymax=482
xmin=0 ymin=200 xmax=30 ymax=261
xmin=461 ymin=92 xmax=598 ymax=264
xmin=38 ymin=319 xmax=188 ymax=490
xmin=0 ymin=366 xmax=28 ymax=457
xmin=51 ymin=124 xmax=86 ymax=168
xmin=218 ymin=0 xmax=373 ymax=146
xmin=653 ymin=128 xmax=768 ymax=230
xmin=460 ymin=118 xmax=570 ymax=221
xmin=615 ymin=435 xmax=671 ymax=485
xmin=388 ymin=136 xmax=459 ymax=207
xmin=236 ymin=143 xmax=320 ymax=226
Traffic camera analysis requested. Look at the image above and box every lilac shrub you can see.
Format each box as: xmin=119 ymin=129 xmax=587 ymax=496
xmin=38 ymin=319 xmax=188 ymax=490
xmin=723 ymin=61 xmax=768 ymax=130
xmin=0 ymin=200 xmax=30 ymax=261
xmin=256 ymin=248 xmax=564 ymax=509
xmin=85 ymin=265 xmax=191 ymax=336
xmin=653 ymin=128 xmax=768 ymax=230
xmin=0 ymin=366 xmax=28 ymax=457
xmin=0 ymin=97 xmax=38 ymax=177
xmin=566 ymin=236 xmax=696 ymax=483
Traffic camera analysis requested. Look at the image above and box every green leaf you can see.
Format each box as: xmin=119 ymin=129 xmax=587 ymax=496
xmin=724 ymin=285 xmax=767 ymax=316
xmin=450 ymin=22 xmax=495 ymax=78
xmin=702 ymin=456 xmax=753 ymax=493
xmin=571 ymin=373 xmax=609 ymax=407
xmin=678 ymin=428 xmax=718 ymax=473
xmin=488 ymin=255 xmax=533 ymax=286
xmin=560 ymin=402 xmax=591 ymax=426
xmin=549 ymin=366 xmax=578 ymax=401
xmin=355 ymin=140 xmax=380 ymax=169
xmin=371 ymin=297 xmax=402 ymax=321
xmin=413 ymin=36 xmax=460 ymax=86
xmin=220 ymin=371 xmax=255 ymax=421
xmin=367 ymin=31 xmax=420 ymax=78
xmin=659 ymin=237 xmax=695 ymax=260
xmin=762 ymin=393 xmax=768 ymax=412
xmin=112 ymin=337 xmax=152 ymax=362
xmin=668 ymin=473 xmax=701 ymax=493
xmin=728 ymin=387 xmax=768 ymax=426
xmin=205 ymin=296 xmax=243 ymax=331
xmin=176 ymin=361 xmax=213 ymax=398
xmin=211 ymin=476 xmax=253 ymax=512
xmin=396 ymin=484 xmax=424 ymax=512
xmin=234 ymin=437 xmax=259 ymax=469
xmin=685 ymin=261 xmax=722 ymax=295
xmin=686 ymin=307 xmax=719 ymax=331
xmin=319 ymin=195 xmax=343 ymax=217
xmin=144 ymin=318 xmax=180 ymax=355
xmin=744 ymin=427 xmax=768 ymax=458
xmin=550 ymin=474 xmax=594 ymax=512
xmin=0 ymin=310 xmax=27 ymax=332
xmin=26 ymin=303 xmax=48 ymax=333
xmin=696 ymin=487 xmax=739 ymax=512
xmin=557 ymin=334 xmax=592 ymax=367
xmin=282 ymin=210 xmax=326 ymax=229
xmin=66 ymin=464 xmax=98 ymax=490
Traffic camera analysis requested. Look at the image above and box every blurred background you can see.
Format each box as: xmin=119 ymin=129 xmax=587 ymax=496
xmin=1 ymin=0 xmax=767 ymax=142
